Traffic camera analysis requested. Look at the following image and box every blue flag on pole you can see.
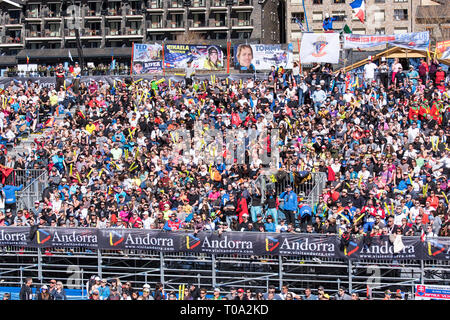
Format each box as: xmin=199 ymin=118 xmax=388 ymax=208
xmin=295 ymin=17 xmax=305 ymax=32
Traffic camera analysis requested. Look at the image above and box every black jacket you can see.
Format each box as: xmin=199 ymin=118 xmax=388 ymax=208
xmin=19 ymin=284 xmax=33 ymax=300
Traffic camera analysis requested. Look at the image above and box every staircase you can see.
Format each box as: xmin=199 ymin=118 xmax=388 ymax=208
xmin=8 ymin=108 xmax=75 ymax=159
xmin=257 ymin=171 xmax=327 ymax=208
xmin=7 ymin=106 xmax=76 ymax=209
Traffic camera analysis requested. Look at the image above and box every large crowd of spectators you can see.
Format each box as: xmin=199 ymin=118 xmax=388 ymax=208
xmin=0 ymin=55 xmax=448 ymax=242
xmin=13 ymin=276 xmax=405 ymax=300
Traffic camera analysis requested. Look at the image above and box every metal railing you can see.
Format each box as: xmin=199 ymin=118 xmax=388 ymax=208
xmin=5 ymin=169 xmax=48 ymax=210
xmin=233 ymin=0 xmax=253 ymax=6
xmin=211 ymin=0 xmax=228 ymax=7
xmin=0 ymin=246 xmax=447 ymax=300
xmin=167 ymin=0 xmax=184 ymax=8
xmin=273 ymin=171 xmax=327 ymax=207
xmin=147 ymin=0 xmax=164 ymax=9
xmin=191 ymin=0 xmax=207 ymax=7
xmin=232 ymin=18 xmax=253 ymax=27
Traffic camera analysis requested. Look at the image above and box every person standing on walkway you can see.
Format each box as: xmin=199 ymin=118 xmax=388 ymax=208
xmin=19 ymin=277 xmax=33 ymax=300
xmin=279 ymin=185 xmax=298 ymax=227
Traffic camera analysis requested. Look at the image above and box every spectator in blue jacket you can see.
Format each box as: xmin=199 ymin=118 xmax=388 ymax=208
xmin=279 ymin=185 xmax=298 ymax=227
xmin=264 ymin=215 xmax=277 ymax=233
xmin=98 ymin=279 xmax=111 ymax=300
xmin=3 ymin=184 xmax=23 ymax=214
xmin=323 ymin=13 xmax=336 ymax=31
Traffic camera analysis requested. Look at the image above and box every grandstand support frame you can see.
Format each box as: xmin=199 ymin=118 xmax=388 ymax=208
xmin=0 ymin=246 xmax=448 ymax=299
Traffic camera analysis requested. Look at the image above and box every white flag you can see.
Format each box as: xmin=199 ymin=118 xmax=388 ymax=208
xmin=300 ymin=33 xmax=340 ymax=64
xmin=393 ymin=235 xmax=405 ymax=254
xmin=68 ymin=50 xmax=73 ymax=62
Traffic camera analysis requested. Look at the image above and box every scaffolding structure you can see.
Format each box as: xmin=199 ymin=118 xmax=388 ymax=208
xmin=0 ymin=245 xmax=448 ymax=300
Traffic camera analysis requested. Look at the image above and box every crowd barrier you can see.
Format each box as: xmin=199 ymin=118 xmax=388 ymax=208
xmin=0 ymin=73 xmax=267 ymax=89
xmin=0 ymin=227 xmax=448 ymax=261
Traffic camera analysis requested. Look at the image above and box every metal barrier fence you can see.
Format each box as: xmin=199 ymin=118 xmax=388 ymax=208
xmin=4 ymin=169 xmax=48 ymax=210
xmin=0 ymin=246 xmax=447 ymax=300
xmin=272 ymin=172 xmax=327 ymax=208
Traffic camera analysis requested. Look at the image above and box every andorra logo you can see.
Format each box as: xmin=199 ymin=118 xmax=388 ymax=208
xmin=36 ymin=229 xmax=51 ymax=244
xmin=427 ymin=241 xmax=446 ymax=257
xmin=186 ymin=234 xmax=201 ymax=250
xmin=265 ymin=236 xmax=279 ymax=252
xmin=312 ymin=36 xmax=328 ymax=58
xmin=109 ymin=231 xmax=124 ymax=246
xmin=344 ymin=240 xmax=359 ymax=257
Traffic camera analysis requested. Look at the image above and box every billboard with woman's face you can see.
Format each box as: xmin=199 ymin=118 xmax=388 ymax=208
xmin=163 ymin=44 xmax=223 ymax=70
xmin=234 ymin=44 xmax=293 ymax=72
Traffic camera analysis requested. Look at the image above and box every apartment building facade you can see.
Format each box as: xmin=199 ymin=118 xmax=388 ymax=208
xmin=287 ymin=0 xmax=449 ymax=59
xmin=0 ymin=0 xmax=281 ymax=61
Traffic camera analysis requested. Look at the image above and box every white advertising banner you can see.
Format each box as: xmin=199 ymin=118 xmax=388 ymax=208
xmin=300 ymin=33 xmax=340 ymax=64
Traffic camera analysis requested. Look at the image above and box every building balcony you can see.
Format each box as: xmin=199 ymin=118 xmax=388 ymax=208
xmin=24 ymin=11 xmax=42 ymax=20
xmin=42 ymin=10 xmax=62 ymax=20
xmin=105 ymin=8 xmax=123 ymax=17
xmin=210 ymin=0 xmax=228 ymax=9
xmin=105 ymin=28 xmax=144 ymax=37
xmin=2 ymin=16 xmax=23 ymax=26
xmin=80 ymin=29 xmax=103 ymax=37
xmin=25 ymin=30 xmax=62 ymax=40
xmin=167 ymin=21 xmax=185 ymax=30
xmin=189 ymin=20 xmax=207 ymax=28
xmin=124 ymin=8 xmax=145 ymax=17
xmin=64 ymin=29 xmax=102 ymax=39
xmin=84 ymin=8 xmax=102 ymax=19
xmin=146 ymin=20 xmax=188 ymax=32
xmin=190 ymin=0 xmax=207 ymax=10
xmin=232 ymin=18 xmax=254 ymax=28
xmin=232 ymin=0 xmax=253 ymax=10
xmin=0 ymin=35 xmax=24 ymax=47
xmin=147 ymin=0 xmax=164 ymax=10
xmin=167 ymin=0 xmax=185 ymax=9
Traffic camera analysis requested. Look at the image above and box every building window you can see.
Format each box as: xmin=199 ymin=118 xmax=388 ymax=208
xmin=312 ymin=12 xmax=323 ymax=22
xmin=313 ymin=0 xmax=323 ymax=4
xmin=193 ymin=14 xmax=206 ymax=27
xmin=394 ymin=27 xmax=408 ymax=34
xmin=374 ymin=10 xmax=385 ymax=22
xmin=48 ymin=3 xmax=60 ymax=17
xmin=394 ymin=9 xmax=408 ymax=21
xmin=393 ymin=0 xmax=407 ymax=2
xmin=237 ymin=12 xmax=251 ymax=26
xmin=237 ymin=31 xmax=251 ymax=39
xmin=88 ymin=1 xmax=101 ymax=15
xmin=28 ymin=4 xmax=40 ymax=18
xmin=331 ymin=11 xmax=346 ymax=21
xmin=209 ymin=32 xmax=226 ymax=40
xmin=375 ymin=28 xmax=385 ymax=35
xmin=214 ymin=13 xmax=226 ymax=26
xmin=149 ymin=0 xmax=163 ymax=9
xmin=425 ymin=27 xmax=434 ymax=38
xmin=375 ymin=0 xmax=385 ymax=2
xmin=108 ymin=21 xmax=121 ymax=35
xmin=353 ymin=28 xmax=366 ymax=34
xmin=333 ymin=0 xmax=345 ymax=3
xmin=291 ymin=12 xmax=305 ymax=27
xmin=291 ymin=31 xmax=302 ymax=40
xmin=442 ymin=27 xmax=450 ymax=40
xmin=150 ymin=15 xmax=162 ymax=28
xmin=48 ymin=23 xmax=60 ymax=37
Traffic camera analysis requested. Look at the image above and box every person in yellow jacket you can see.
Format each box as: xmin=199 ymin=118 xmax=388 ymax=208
xmin=85 ymin=121 xmax=96 ymax=135
xmin=49 ymin=90 xmax=59 ymax=115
